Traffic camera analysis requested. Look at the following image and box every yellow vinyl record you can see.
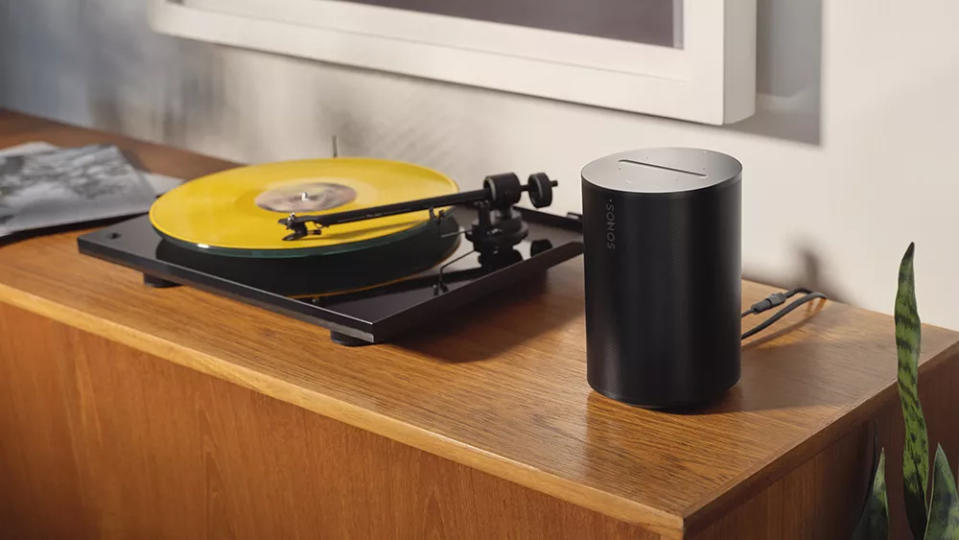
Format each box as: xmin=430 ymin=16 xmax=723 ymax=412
xmin=150 ymin=158 xmax=458 ymax=257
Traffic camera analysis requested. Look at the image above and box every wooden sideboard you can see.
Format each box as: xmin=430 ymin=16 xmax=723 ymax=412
xmin=0 ymin=110 xmax=956 ymax=539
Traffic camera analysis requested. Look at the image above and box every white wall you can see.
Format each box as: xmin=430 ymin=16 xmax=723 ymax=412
xmin=1 ymin=0 xmax=957 ymax=329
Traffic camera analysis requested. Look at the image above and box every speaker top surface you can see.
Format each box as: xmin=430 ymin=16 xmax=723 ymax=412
xmin=581 ymin=148 xmax=742 ymax=194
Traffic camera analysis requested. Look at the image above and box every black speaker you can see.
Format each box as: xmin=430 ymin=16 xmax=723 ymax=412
xmin=581 ymin=148 xmax=742 ymax=408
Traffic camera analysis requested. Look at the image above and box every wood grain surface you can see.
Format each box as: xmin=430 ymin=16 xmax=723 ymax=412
xmin=0 ymin=304 xmax=654 ymax=539
xmin=1 ymin=109 xmax=957 ymax=537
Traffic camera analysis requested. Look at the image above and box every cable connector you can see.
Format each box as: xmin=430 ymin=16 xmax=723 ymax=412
xmin=745 ymin=292 xmax=788 ymax=316
xmin=742 ymin=291 xmax=828 ymax=340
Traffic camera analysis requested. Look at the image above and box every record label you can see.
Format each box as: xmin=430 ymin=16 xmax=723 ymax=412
xmin=254 ymin=182 xmax=357 ymax=213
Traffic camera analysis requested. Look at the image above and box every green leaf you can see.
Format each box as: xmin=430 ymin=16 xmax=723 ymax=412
xmin=853 ymin=448 xmax=889 ymax=540
xmin=924 ymin=445 xmax=959 ymax=539
xmin=896 ymin=242 xmax=929 ymax=539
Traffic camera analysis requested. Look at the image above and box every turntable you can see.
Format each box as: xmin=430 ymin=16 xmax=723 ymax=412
xmin=77 ymin=158 xmax=583 ymax=345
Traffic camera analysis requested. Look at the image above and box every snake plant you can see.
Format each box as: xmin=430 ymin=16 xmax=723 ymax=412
xmin=853 ymin=243 xmax=959 ymax=539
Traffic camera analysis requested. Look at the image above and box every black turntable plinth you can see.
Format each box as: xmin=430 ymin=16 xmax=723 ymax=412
xmin=78 ymin=207 xmax=582 ymax=344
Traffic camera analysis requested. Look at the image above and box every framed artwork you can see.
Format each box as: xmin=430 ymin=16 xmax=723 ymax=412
xmin=150 ymin=0 xmax=755 ymax=124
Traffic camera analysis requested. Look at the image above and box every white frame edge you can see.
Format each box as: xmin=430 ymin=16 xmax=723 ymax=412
xmin=148 ymin=0 xmax=756 ymax=125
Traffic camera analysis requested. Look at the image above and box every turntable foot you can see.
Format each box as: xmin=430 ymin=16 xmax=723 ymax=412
xmin=330 ymin=332 xmax=370 ymax=347
xmin=143 ymin=274 xmax=179 ymax=288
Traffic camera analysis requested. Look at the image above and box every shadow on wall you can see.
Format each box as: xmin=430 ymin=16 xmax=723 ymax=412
xmin=728 ymin=0 xmax=823 ymax=145
xmin=743 ymin=242 xmax=848 ymax=304
xmin=1 ymin=0 xmax=826 ymax=156
xmin=80 ymin=1 xmax=229 ymax=150
xmin=86 ymin=0 xmax=824 ymax=149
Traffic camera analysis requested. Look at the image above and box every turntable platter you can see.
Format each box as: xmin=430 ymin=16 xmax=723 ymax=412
xmin=149 ymin=158 xmax=458 ymax=257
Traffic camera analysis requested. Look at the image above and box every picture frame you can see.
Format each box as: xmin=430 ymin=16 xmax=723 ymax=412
xmin=149 ymin=0 xmax=756 ymax=125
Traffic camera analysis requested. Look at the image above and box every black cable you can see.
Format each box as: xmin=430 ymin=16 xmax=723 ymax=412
xmin=741 ymin=289 xmax=827 ymax=340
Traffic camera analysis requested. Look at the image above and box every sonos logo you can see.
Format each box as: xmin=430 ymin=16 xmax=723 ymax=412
xmin=605 ymin=200 xmax=616 ymax=250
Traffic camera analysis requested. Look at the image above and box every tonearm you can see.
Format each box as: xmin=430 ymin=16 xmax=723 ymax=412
xmin=279 ymin=173 xmax=558 ymax=253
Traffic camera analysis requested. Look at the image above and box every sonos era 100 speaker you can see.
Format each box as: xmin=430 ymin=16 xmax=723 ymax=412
xmin=581 ymin=148 xmax=742 ymax=408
